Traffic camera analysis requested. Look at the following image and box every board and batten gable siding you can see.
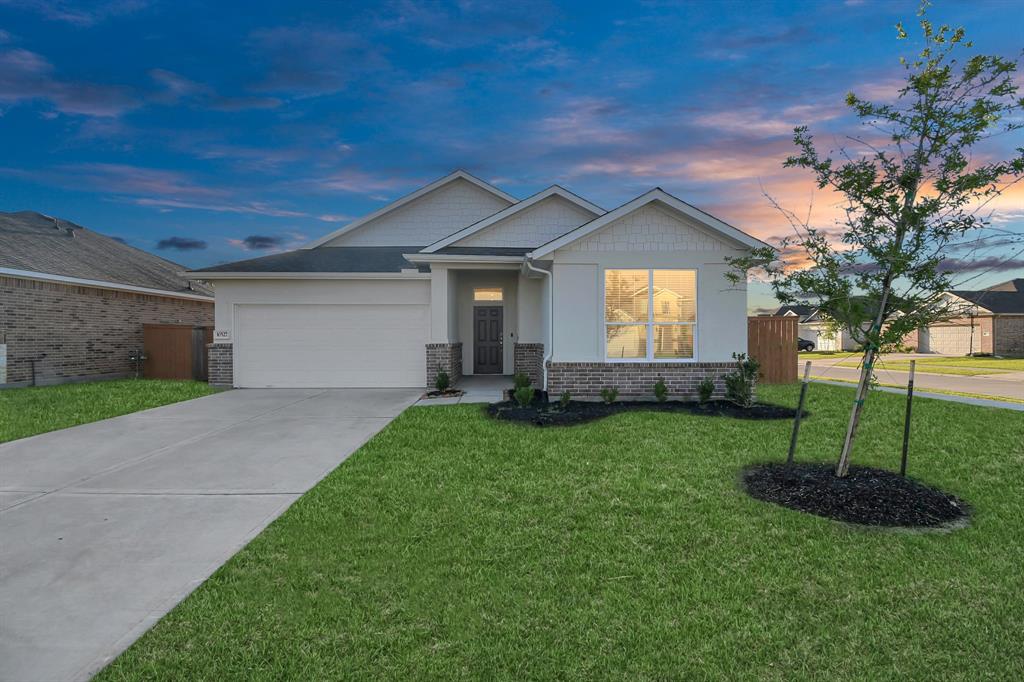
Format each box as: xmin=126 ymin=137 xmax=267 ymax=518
xmin=322 ymin=178 xmax=513 ymax=247
xmin=457 ymin=195 xmax=597 ymax=249
xmin=549 ymin=202 xmax=749 ymax=364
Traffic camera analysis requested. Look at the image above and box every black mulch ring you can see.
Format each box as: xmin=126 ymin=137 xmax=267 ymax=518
xmin=742 ymin=463 xmax=970 ymax=528
xmin=487 ymin=400 xmax=803 ymax=427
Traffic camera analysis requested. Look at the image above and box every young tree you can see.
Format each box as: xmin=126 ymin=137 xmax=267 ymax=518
xmin=729 ymin=5 xmax=1024 ymax=477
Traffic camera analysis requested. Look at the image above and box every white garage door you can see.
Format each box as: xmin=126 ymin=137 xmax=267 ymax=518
xmin=924 ymin=324 xmax=980 ymax=355
xmin=234 ymin=303 xmax=429 ymax=388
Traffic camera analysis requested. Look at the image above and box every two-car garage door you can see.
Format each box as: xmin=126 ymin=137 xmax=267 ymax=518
xmin=234 ymin=303 xmax=429 ymax=388
xmin=920 ymin=324 xmax=981 ymax=355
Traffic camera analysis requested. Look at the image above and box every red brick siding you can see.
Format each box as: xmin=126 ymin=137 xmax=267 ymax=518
xmin=547 ymin=361 xmax=736 ymax=399
xmin=513 ymin=343 xmax=544 ymax=386
xmin=0 ymin=275 xmax=213 ymax=386
xmin=207 ymin=343 xmax=233 ymax=387
xmin=426 ymin=342 xmax=462 ymax=389
xmin=994 ymin=316 xmax=1024 ymax=356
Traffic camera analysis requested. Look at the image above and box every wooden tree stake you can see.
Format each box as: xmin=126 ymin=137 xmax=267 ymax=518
xmin=787 ymin=361 xmax=813 ymax=465
xmin=900 ymin=359 xmax=916 ymax=476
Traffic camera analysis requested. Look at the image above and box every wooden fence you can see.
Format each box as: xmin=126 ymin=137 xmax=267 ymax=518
xmin=747 ymin=316 xmax=798 ymax=384
xmin=143 ymin=324 xmax=213 ymax=380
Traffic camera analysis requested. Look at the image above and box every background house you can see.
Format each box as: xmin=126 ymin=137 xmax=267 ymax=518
xmin=0 ymin=211 xmax=213 ymax=386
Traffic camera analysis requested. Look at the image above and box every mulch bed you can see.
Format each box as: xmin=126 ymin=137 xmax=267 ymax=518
xmin=421 ymin=389 xmax=465 ymax=399
xmin=742 ymin=463 xmax=970 ymax=528
xmin=487 ymin=400 xmax=803 ymax=427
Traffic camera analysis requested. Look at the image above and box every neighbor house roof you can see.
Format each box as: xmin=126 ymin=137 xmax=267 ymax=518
xmin=950 ymin=278 xmax=1024 ymax=314
xmin=420 ymin=185 xmax=604 ymax=253
xmin=0 ymin=210 xmax=211 ymax=297
xmin=528 ymin=188 xmax=772 ymax=258
xmin=775 ymin=304 xmax=818 ymax=322
xmin=305 ymin=170 xmax=517 ymax=249
xmin=189 ymin=246 xmax=428 ymax=277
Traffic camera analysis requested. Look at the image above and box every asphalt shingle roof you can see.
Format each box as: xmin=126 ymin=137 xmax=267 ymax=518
xmin=0 ymin=211 xmax=211 ymax=296
xmin=192 ymin=246 xmax=429 ymax=273
xmin=952 ymin=278 xmax=1024 ymax=314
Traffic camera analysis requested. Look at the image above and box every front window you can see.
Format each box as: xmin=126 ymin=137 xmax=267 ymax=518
xmin=605 ymin=269 xmax=696 ymax=360
xmin=474 ymin=287 xmax=503 ymax=302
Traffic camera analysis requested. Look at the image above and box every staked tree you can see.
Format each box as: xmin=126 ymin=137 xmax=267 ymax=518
xmin=728 ymin=4 xmax=1024 ymax=477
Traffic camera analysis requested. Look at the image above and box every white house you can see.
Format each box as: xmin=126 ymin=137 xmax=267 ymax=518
xmin=190 ymin=171 xmax=770 ymax=397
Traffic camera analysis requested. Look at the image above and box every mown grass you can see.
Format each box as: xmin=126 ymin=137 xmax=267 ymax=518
xmin=0 ymin=379 xmax=216 ymax=443
xmin=99 ymin=384 xmax=1024 ymax=681
xmin=853 ymin=356 xmax=1024 ymax=376
xmin=811 ymin=375 xmax=1024 ymax=405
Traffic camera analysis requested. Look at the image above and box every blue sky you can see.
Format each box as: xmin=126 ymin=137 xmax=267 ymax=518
xmin=1 ymin=0 xmax=1021 ymax=311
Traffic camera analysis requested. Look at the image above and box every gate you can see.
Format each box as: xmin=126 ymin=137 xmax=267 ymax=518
xmin=143 ymin=325 xmax=213 ymax=380
xmin=747 ymin=316 xmax=798 ymax=384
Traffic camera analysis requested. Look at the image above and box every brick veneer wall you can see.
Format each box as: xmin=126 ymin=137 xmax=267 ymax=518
xmin=995 ymin=316 xmax=1024 ymax=356
xmin=513 ymin=343 xmax=544 ymax=386
xmin=426 ymin=342 xmax=463 ymax=389
xmin=547 ymin=361 xmax=736 ymax=400
xmin=0 ymin=275 xmax=213 ymax=386
xmin=207 ymin=343 xmax=233 ymax=387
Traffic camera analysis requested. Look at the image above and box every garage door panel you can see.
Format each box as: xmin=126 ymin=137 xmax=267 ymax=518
xmin=923 ymin=325 xmax=980 ymax=355
xmin=235 ymin=303 xmax=428 ymax=388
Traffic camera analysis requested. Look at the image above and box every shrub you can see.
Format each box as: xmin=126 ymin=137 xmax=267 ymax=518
xmin=513 ymin=372 xmax=531 ymax=389
xmin=600 ymin=386 xmax=619 ymax=404
xmin=653 ymin=377 xmax=668 ymax=402
xmin=698 ymin=377 xmax=715 ymax=403
xmin=722 ymin=352 xmax=759 ymax=408
xmin=559 ymin=390 xmax=571 ymax=409
xmin=434 ymin=369 xmax=450 ymax=392
xmin=513 ymin=385 xmax=534 ymax=408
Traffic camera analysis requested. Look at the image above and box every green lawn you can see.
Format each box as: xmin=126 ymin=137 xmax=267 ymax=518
xmin=99 ymin=384 xmax=1024 ymax=681
xmin=0 ymin=379 xmax=216 ymax=443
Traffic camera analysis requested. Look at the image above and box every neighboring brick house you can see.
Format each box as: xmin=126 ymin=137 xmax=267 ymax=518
xmin=0 ymin=211 xmax=213 ymax=386
xmin=930 ymin=278 xmax=1024 ymax=356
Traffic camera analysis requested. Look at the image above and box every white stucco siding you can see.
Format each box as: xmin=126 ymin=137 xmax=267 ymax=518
xmin=561 ymin=203 xmax=729 ymax=252
xmin=213 ymin=279 xmax=429 ymax=341
xmin=516 ymin=274 xmax=545 ymax=344
xmin=550 ymin=251 xmax=748 ymax=363
xmin=457 ymin=195 xmax=596 ymax=248
xmin=322 ymin=178 xmax=512 ymax=246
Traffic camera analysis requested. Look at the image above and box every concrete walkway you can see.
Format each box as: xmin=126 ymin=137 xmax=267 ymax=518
xmin=0 ymin=388 xmax=419 ymax=682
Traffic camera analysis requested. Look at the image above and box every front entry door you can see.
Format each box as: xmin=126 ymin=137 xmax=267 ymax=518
xmin=474 ymin=306 xmax=503 ymax=374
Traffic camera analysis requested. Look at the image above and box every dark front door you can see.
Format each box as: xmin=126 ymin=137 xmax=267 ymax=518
xmin=474 ymin=306 xmax=503 ymax=374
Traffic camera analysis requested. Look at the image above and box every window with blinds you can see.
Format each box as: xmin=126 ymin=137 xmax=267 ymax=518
xmin=605 ymin=269 xmax=696 ymax=360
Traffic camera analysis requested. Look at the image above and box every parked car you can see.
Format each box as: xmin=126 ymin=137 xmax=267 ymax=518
xmin=798 ymin=337 xmax=816 ymax=352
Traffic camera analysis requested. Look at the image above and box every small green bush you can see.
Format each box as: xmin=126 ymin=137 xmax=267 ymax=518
xmin=514 ymin=385 xmax=534 ymax=408
xmin=513 ymin=372 xmax=531 ymax=389
xmin=653 ymin=377 xmax=668 ymax=402
xmin=559 ymin=390 xmax=571 ymax=409
xmin=434 ymin=369 xmax=450 ymax=392
xmin=600 ymin=386 xmax=618 ymax=405
xmin=697 ymin=378 xmax=715 ymax=403
xmin=722 ymin=353 xmax=759 ymax=408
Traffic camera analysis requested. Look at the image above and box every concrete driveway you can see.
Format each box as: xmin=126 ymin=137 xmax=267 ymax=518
xmin=0 ymin=388 xmax=420 ymax=682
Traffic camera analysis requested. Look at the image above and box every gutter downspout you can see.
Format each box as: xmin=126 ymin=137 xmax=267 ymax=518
xmin=524 ymin=258 xmax=553 ymax=390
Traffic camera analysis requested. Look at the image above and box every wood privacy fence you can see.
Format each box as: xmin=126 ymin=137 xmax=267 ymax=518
xmin=143 ymin=324 xmax=213 ymax=380
xmin=747 ymin=316 xmax=798 ymax=384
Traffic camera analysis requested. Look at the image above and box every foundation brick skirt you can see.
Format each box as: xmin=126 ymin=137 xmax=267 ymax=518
xmin=547 ymin=361 xmax=736 ymax=399
xmin=426 ymin=342 xmax=463 ymax=389
xmin=513 ymin=343 xmax=545 ymax=386
xmin=207 ymin=343 xmax=233 ymax=387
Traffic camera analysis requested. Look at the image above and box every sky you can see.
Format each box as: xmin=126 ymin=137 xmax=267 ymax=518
xmin=0 ymin=0 xmax=1022 ymax=312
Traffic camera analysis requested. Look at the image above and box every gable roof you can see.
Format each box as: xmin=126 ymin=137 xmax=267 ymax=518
xmin=950 ymin=278 xmax=1024 ymax=314
xmin=528 ymin=188 xmax=772 ymax=258
xmin=0 ymin=210 xmax=211 ymax=296
xmin=305 ymin=170 xmax=517 ymax=248
xmin=420 ymin=185 xmax=604 ymax=253
xmin=775 ymin=304 xmax=818 ymax=322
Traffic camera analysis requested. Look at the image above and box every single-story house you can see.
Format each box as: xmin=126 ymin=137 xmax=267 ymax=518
xmin=775 ymin=277 xmax=1024 ymax=356
xmin=921 ymin=279 xmax=1024 ymax=356
xmin=776 ymin=304 xmax=859 ymax=351
xmin=0 ymin=211 xmax=213 ymax=386
xmin=190 ymin=170 xmax=769 ymax=396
